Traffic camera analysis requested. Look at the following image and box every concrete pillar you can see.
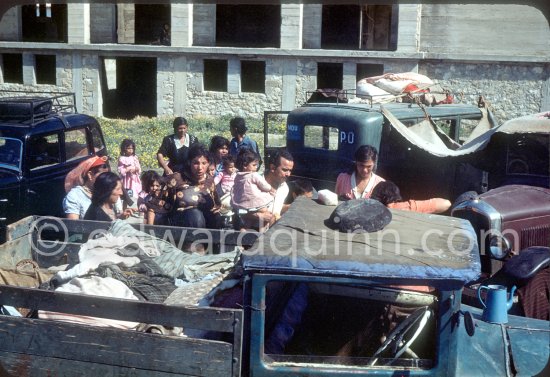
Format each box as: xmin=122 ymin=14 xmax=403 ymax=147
xmin=193 ymin=4 xmax=215 ymax=46
xmin=67 ymin=4 xmax=90 ymax=44
xmin=302 ymin=4 xmax=322 ymax=49
xmin=70 ymin=54 xmax=83 ymax=113
xmin=172 ymin=4 xmax=193 ymax=47
xmin=173 ymin=56 xmax=187 ymax=115
xmin=396 ymin=4 xmax=420 ymax=52
xmin=281 ymin=60 xmax=297 ymax=111
xmin=542 ymin=64 xmax=550 ymax=112
xmin=227 ymin=58 xmax=240 ymax=94
xmin=343 ymin=62 xmax=357 ymax=97
xmin=22 ymin=53 xmax=35 ymax=85
xmin=79 ymin=54 xmax=101 ymax=116
xmin=0 ymin=6 xmax=21 ymax=41
xmin=281 ymin=4 xmax=302 ymax=49
xmin=117 ymin=4 xmax=135 ymax=44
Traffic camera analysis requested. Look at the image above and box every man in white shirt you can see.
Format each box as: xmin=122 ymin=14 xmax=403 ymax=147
xmin=264 ymin=150 xmax=294 ymax=218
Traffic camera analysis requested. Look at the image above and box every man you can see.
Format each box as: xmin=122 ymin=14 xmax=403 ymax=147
xmin=237 ymin=149 xmax=294 ymax=231
xmin=264 ymin=149 xmax=294 ymax=218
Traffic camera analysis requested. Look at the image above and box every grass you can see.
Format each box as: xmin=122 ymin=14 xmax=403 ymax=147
xmin=99 ymin=115 xmax=287 ymax=170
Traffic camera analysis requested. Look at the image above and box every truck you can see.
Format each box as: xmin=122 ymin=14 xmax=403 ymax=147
xmin=0 ymin=197 xmax=548 ymax=376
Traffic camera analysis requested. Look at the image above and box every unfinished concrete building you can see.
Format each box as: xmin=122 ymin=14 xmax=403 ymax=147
xmin=0 ymin=2 xmax=548 ymax=121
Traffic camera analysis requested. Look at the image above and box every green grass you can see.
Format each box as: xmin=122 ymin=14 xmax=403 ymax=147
xmin=99 ymin=115 xmax=286 ymax=170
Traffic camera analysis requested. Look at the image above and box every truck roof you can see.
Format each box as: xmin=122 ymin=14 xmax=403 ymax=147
xmin=243 ymin=197 xmax=480 ymax=285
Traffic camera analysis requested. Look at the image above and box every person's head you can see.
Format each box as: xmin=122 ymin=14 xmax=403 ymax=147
xmin=353 ymin=144 xmax=378 ymax=179
xmin=236 ymin=148 xmax=260 ymax=172
xmin=91 ymin=172 xmax=123 ymax=206
xmin=141 ymin=170 xmax=161 ymax=194
xmin=370 ymin=181 xmax=402 ymax=206
xmin=229 ymin=117 xmax=247 ymax=138
xmin=266 ymin=149 xmax=294 ymax=186
xmin=83 ymin=156 xmax=111 ymax=185
xmin=186 ymin=144 xmax=211 ymax=181
xmin=120 ymin=138 xmax=136 ymax=157
xmin=222 ymin=155 xmax=237 ymax=175
xmin=209 ymin=135 xmax=230 ymax=162
xmin=289 ymin=179 xmax=314 ymax=199
xmin=208 ymin=163 xmax=216 ymax=177
xmin=173 ymin=117 xmax=188 ymax=138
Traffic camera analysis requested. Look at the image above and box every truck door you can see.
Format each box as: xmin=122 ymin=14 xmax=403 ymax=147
xmin=263 ymin=111 xmax=290 ymax=168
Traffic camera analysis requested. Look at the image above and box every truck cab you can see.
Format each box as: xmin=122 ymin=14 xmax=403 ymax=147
xmin=266 ymin=101 xmax=489 ymax=200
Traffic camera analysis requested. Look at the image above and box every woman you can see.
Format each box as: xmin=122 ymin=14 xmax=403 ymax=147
xmin=157 ymin=117 xmax=199 ymax=176
xmin=84 ymin=172 xmax=135 ymax=221
xmin=63 ymin=156 xmax=111 ymax=219
xmin=335 ymin=145 xmax=385 ymax=200
xmin=371 ymin=181 xmax=451 ymax=214
xmin=209 ymin=135 xmax=231 ymax=176
xmin=171 ymin=144 xmax=221 ymax=229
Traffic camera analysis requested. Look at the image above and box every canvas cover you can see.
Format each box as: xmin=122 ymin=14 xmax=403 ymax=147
xmin=243 ymin=197 xmax=480 ymax=284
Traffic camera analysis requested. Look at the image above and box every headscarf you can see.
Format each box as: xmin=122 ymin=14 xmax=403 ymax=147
xmin=64 ymin=156 xmax=108 ymax=193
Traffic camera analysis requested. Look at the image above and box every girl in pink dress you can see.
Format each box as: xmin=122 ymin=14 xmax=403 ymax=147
xmin=117 ymin=139 xmax=142 ymax=198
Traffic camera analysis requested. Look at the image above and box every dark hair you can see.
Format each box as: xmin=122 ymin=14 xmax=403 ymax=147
xmin=222 ymin=155 xmax=236 ymax=169
xmin=187 ymin=143 xmax=211 ymax=166
xmin=289 ymin=179 xmax=313 ymax=197
xmin=91 ymin=172 xmax=121 ymax=206
xmin=141 ymin=170 xmax=161 ymax=193
xmin=119 ymin=138 xmax=136 ymax=155
xmin=209 ymin=135 xmax=231 ymax=163
xmin=172 ymin=116 xmax=188 ymax=132
xmin=236 ymin=148 xmax=259 ymax=171
xmin=354 ymin=144 xmax=378 ymax=163
xmin=370 ymin=181 xmax=402 ymax=206
xmin=269 ymin=149 xmax=294 ymax=168
xmin=229 ymin=117 xmax=247 ymax=135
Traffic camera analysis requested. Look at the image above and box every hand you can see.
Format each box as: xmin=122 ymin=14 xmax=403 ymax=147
xmin=165 ymin=168 xmax=173 ymax=175
xmin=119 ymin=208 xmax=135 ymax=220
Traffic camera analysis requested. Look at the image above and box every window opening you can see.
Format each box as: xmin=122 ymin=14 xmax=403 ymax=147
xmin=216 ymin=5 xmax=281 ymax=47
xmin=241 ymin=61 xmax=265 ymax=93
xmin=2 ymin=54 xmax=23 ymax=84
xmin=135 ymin=4 xmax=171 ymax=45
xmin=35 ymin=55 xmax=56 ymax=85
xmin=22 ymin=4 xmax=67 ymax=42
xmin=28 ymin=133 xmax=60 ymax=170
xmin=317 ymin=63 xmax=343 ymax=89
xmin=204 ymin=59 xmax=228 ymax=92
xmin=65 ymin=129 xmax=90 ymax=161
xmin=357 ymin=64 xmax=384 ymax=81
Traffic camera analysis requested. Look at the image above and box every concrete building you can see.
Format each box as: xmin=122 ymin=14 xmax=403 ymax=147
xmin=0 ymin=2 xmax=548 ymax=123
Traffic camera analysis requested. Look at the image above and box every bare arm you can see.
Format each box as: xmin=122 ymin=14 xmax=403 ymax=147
xmin=157 ymin=153 xmax=172 ymax=175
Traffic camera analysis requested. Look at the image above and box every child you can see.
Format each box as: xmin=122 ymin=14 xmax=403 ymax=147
xmin=286 ymin=179 xmax=314 ymax=204
xmin=214 ymin=156 xmax=237 ymax=215
xmin=229 ymin=117 xmax=262 ymax=167
xmin=143 ymin=172 xmax=172 ymax=225
xmin=231 ymin=149 xmax=276 ymax=230
xmin=138 ymin=170 xmax=158 ymax=215
xmin=117 ymin=139 xmax=142 ymax=199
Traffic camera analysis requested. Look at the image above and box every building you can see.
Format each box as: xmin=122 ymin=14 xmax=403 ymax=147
xmin=0 ymin=2 xmax=548 ymax=122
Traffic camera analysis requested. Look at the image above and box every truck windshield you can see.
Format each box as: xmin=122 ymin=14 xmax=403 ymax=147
xmin=0 ymin=137 xmax=22 ymax=171
xmin=263 ymin=280 xmax=438 ymax=370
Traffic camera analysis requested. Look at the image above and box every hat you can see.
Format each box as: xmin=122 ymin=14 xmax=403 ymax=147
xmin=64 ymin=156 xmax=109 ymax=193
xmin=327 ymin=199 xmax=392 ymax=233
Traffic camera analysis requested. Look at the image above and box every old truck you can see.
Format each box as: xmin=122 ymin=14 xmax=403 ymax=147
xmin=264 ymin=101 xmax=549 ymax=201
xmin=0 ymin=198 xmax=548 ymax=376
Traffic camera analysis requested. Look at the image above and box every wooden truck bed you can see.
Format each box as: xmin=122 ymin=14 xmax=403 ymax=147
xmin=0 ymin=216 xmax=256 ymax=377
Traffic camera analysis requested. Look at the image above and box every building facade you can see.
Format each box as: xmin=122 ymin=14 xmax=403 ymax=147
xmin=0 ymin=2 xmax=548 ymax=123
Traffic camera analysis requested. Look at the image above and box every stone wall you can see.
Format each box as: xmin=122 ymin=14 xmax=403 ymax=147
xmin=421 ymin=61 xmax=547 ymax=123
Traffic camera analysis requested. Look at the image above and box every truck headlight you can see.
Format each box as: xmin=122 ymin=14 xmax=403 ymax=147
xmin=489 ymin=234 xmax=511 ymax=260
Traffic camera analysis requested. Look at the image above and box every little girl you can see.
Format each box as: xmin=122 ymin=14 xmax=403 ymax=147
xmin=117 ymin=139 xmax=142 ymax=198
xmin=231 ymin=149 xmax=276 ymax=230
xmin=214 ymin=156 xmax=237 ymax=215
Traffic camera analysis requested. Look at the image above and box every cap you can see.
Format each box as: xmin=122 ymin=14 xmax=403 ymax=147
xmin=327 ymin=199 xmax=392 ymax=233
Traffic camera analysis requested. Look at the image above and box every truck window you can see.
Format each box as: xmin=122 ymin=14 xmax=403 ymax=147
xmin=28 ymin=133 xmax=60 ymax=170
xmin=89 ymin=122 xmax=106 ymax=152
xmin=65 ymin=128 xmax=90 ymax=161
xmin=0 ymin=137 xmax=22 ymax=170
xmin=304 ymin=125 xmax=339 ymax=150
xmin=506 ymin=134 xmax=549 ymax=177
xmin=263 ymin=280 xmax=437 ymax=370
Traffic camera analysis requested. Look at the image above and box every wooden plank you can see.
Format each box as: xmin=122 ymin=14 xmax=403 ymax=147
xmin=5 ymin=215 xmax=35 ymax=242
xmin=0 ymin=316 xmax=234 ymax=376
xmin=0 ymin=236 xmax=33 ymax=270
xmin=0 ymin=285 xmax=241 ymax=333
xmin=0 ymin=351 xmax=197 ymax=377
xmin=31 ymin=241 xmax=80 ymax=268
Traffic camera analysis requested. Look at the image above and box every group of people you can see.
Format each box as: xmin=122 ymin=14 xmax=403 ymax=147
xmin=62 ymin=115 xmax=451 ymax=232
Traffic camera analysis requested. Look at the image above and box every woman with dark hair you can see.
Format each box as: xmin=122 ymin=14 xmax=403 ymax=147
xmin=170 ymin=144 xmax=221 ymax=228
xmin=84 ymin=172 xmax=135 ymax=221
xmin=209 ymin=135 xmax=231 ymax=176
xmin=157 ymin=117 xmax=199 ymax=176
xmin=371 ymin=181 xmax=451 ymax=214
xmin=335 ymin=144 xmax=385 ymax=200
